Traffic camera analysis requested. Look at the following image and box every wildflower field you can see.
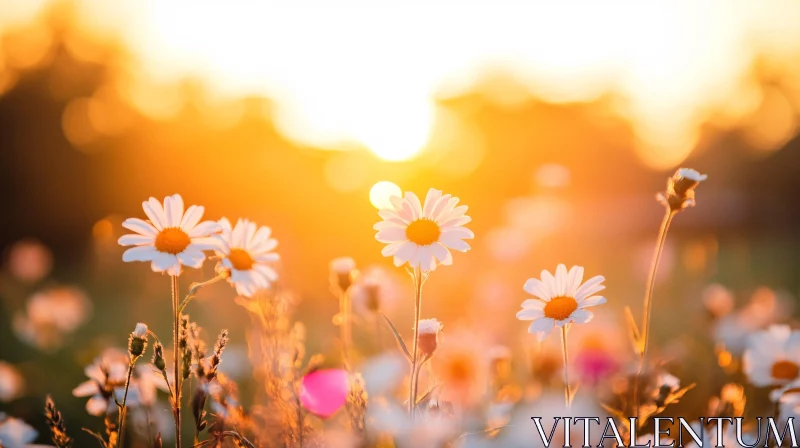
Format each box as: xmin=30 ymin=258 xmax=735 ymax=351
xmin=3 ymin=1 xmax=800 ymax=447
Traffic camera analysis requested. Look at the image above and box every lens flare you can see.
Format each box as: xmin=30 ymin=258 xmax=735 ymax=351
xmin=369 ymin=181 xmax=402 ymax=210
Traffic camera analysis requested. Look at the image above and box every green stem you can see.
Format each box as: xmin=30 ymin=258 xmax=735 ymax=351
xmin=633 ymin=209 xmax=675 ymax=420
xmin=560 ymin=325 xmax=571 ymax=411
xmin=408 ymin=267 xmax=423 ymax=417
xmin=117 ymin=359 xmax=137 ymax=448
xmin=172 ymin=275 xmax=182 ymax=448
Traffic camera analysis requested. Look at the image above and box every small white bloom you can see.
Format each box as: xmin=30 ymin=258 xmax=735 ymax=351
xmin=329 ymin=257 xmax=356 ymax=275
xmin=0 ymin=362 xmax=24 ymax=402
xmin=374 ymin=188 xmax=473 ymax=271
xmin=677 ymin=168 xmax=708 ymax=182
xmin=132 ymin=323 xmax=148 ymax=338
xmin=118 ymin=194 xmax=221 ymax=276
xmin=517 ymin=264 xmax=606 ymax=340
xmin=0 ymin=417 xmax=39 ymax=448
xmin=216 ymin=218 xmax=280 ymax=297
xmin=72 ymin=349 xmax=149 ymax=416
xmin=657 ymin=372 xmax=680 ymax=390
xmin=13 ymin=287 xmax=92 ymax=351
xmin=743 ymin=324 xmax=800 ymax=387
xmin=417 ymin=318 xmax=443 ymax=335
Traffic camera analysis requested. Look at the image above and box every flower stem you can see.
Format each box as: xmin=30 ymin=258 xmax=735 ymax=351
xmin=117 ymin=359 xmax=136 ymax=448
xmin=408 ymin=266 xmax=423 ymax=417
xmin=633 ymin=209 xmax=675 ymax=419
xmin=339 ymin=290 xmax=352 ymax=368
xmin=171 ymin=275 xmax=182 ymax=448
xmin=560 ymin=325 xmax=571 ymax=411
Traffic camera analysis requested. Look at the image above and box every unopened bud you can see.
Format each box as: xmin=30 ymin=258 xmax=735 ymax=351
xmin=152 ymin=342 xmax=166 ymax=371
xmin=330 ymin=257 xmax=357 ymax=292
xmin=128 ymin=322 xmax=149 ymax=357
xmin=417 ymin=318 xmax=443 ymax=359
xmin=658 ymin=168 xmax=708 ymax=212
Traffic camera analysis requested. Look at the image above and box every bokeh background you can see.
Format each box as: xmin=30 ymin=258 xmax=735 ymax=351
xmin=2 ymin=0 xmax=800 ymax=445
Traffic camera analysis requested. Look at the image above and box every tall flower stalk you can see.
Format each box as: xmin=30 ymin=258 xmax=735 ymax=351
xmin=330 ymin=257 xmax=357 ymax=366
xmin=171 ymin=275 xmax=182 ymax=448
xmin=633 ymin=168 xmax=707 ymax=418
xmin=560 ymin=325 xmax=572 ymax=410
xmin=373 ymin=188 xmax=474 ymax=417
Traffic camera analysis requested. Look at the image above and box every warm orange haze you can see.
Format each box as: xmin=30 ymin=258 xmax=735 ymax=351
xmin=1 ymin=1 xmax=800 ymax=447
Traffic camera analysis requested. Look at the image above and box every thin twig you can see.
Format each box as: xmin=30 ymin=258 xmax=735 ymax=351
xmin=560 ymin=325 xmax=571 ymax=411
xmin=171 ymin=275 xmax=182 ymax=448
xmin=408 ymin=266 xmax=423 ymax=417
xmin=116 ymin=359 xmax=137 ymax=448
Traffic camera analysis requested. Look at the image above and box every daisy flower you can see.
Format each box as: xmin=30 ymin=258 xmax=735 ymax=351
xmin=216 ymin=218 xmax=279 ymax=297
xmin=743 ymin=324 xmax=800 ymax=387
xmin=118 ymin=194 xmax=221 ymax=276
xmin=516 ymin=264 xmax=606 ymax=340
xmin=374 ymin=188 xmax=473 ymax=271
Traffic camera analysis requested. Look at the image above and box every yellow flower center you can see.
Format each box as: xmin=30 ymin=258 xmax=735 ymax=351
xmin=543 ymin=296 xmax=578 ymax=321
xmin=405 ymin=218 xmax=440 ymax=246
xmin=154 ymin=228 xmax=191 ymax=255
xmin=228 ymin=248 xmax=254 ymax=271
xmin=771 ymin=360 xmax=800 ymax=381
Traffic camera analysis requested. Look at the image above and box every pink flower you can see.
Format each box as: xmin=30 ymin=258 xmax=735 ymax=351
xmin=298 ymin=369 xmax=349 ymax=418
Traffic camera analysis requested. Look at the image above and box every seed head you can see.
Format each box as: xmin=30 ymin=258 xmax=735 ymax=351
xmin=657 ymin=167 xmax=708 ymax=212
xmin=417 ymin=318 xmax=443 ymax=359
xmin=128 ymin=322 xmax=149 ymax=357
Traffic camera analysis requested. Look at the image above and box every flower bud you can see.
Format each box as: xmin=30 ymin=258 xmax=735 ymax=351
xmin=329 ymin=257 xmax=357 ymax=292
xmin=417 ymin=318 xmax=443 ymax=359
xmin=128 ymin=322 xmax=149 ymax=357
xmin=152 ymin=342 xmax=166 ymax=371
xmin=657 ymin=168 xmax=708 ymax=212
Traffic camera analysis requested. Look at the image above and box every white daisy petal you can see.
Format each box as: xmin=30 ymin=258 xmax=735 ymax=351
xmin=190 ymin=221 xmax=221 ymax=238
xmin=574 ymin=275 xmax=606 ymax=300
xmin=177 ymin=249 xmax=205 ymax=269
xmin=151 ymin=253 xmax=179 ymax=272
xmin=569 ymin=309 xmax=594 ymax=324
xmin=579 ymin=296 xmax=607 ymax=307
xmin=567 ymin=265 xmax=584 ymax=296
xmin=555 ymin=264 xmax=568 ymax=296
xmin=381 ymin=242 xmax=404 ymax=257
xmin=122 ymin=218 xmax=158 ymax=236
xmin=405 ymin=192 xmax=423 ymax=220
xmin=143 ymin=198 xmax=166 ymax=230
xmin=516 ymin=308 xmax=544 ymax=320
xmin=118 ymin=234 xmax=154 ymax=246
xmin=86 ymin=396 xmax=109 ymax=416
xmin=439 ymin=215 xmax=472 ymax=228
xmin=440 ymin=227 xmax=474 ymax=240
xmin=164 ymin=194 xmax=184 ymax=228
xmin=393 ymin=242 xmax=417 ymax=263
xmin=376 ymin=227 xmax=407 ymax=243
xmin=72 ymin=380 xmax=99 ymax=397
xmin=521 ymin=299 xmax=546 ymax=309
xmin=250 ymin=226 xmax=272 ymax=248
xmin=439 ymin=234 xmax=471 ymax=251
xmin=523 ymin=278 xmax=551 ymax=300
xmin=528 ymin=317 xmax=555 ymax=334
xmin=430 ymin=243 xmax=451 ymax=265
xmin=181 ymin=205 xmax=205 ymax=231
xmin=253 ymin=264 xmax=279 ymax=282
xmin=250 ymin=238 xmax=278 ymax=255
xmin=423 ymin=188 xmax=442 ymax=217
xmin=254 ymin=252 xmax=280 ymax=262
xmin=540 ymin=270 xmax=556 ymax=295
xmin=122 ymin=246 xmax=158 ymax=262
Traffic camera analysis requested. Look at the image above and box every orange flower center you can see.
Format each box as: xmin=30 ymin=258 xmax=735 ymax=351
xmin=543 ymin=296 xmax=578 ymax=321
xmin=771 ymin=360 xmax=800 ymax=381
xmin=228 ymin=248 xmax=254 ymax=271
xmin=154 ymin=228 xmax=190 ymax=255
xmin=405 ymin=218 xmax=440 ymax=246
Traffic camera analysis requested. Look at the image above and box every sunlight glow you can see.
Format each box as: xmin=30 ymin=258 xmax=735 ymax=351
xmin=4 ymin=0 xmax=800 ymax=164
xmin=369 ymin=181 xmax=402 ymax=210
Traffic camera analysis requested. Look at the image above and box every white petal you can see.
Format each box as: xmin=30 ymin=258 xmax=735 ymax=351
xmin=122 ymin=245 xmax=158 ymax=262
xmin=430 ymin=194 xmax=453 ymax=219
xmin=540 ymin=269 xmax=556 ymax=296
xmin=253 ymin=264 xmax=279 ymax=282
xmin=254 ymin=252 xmax=280 ymax=262
xmin=243 ymin=221 xmax=257 ymax=247
xmin=86 ymin=395 xmax=109 ymax=416
xmin=190 ymin=237 xmax=223 ymax=251
xmin=575 ymin=275 xmax=606 ymax=300
xmin=151 ymin=253 xmax=179 ymax=272
xmin=555 ymin=264 xmax=568 ymax=296
xmin=164 ymin=194 xmax=184 ymax=228
xmin=190 ymin=221 xmax=222 ymax=238
xmin=520 ymin=299 xmax=546 ymax=309
xmin=417 ymin=246 xmax=437 ymax=271
xmin=381 ymin=242 xmax=404 ymax=257
xmin=143 ymin=198 xmax=166 ymax=230
xmin=516 ymin=308 xmax=544 ymax=320
xmin=567 ymin=266 xmax=584 ymax=296
xmin=439 ymin=233 xmax=470 ymax=251
xmin=439 ymin=215 xmax=472 ymax=228
xmin=405 ymin=192 xmax=423 ymax=220
xmin=423 ymin=188 xmax=442 ymax=217
xmin=579 ymin=296 xmax=607 ymax=308
xmin=528 ymin=317 xmax=555 ymax=334
xmin=374 ymin=220 xmax=405 ymax=231
xmin=393 ymin=242 xmax=417 ymax=263
xmin=122 ymin=218 xmax=158 ymax=236
xmin=376 ymin=227 xmax=407 ymax=243
xmin=250 ymin=226 xmax=272 ymax=246
xmin=378 ymin=208 xmax=407 ymax=224
xmin=440 ymin=227 xmax=474 ymax=240
xmin=523 ymin=278 xmax=551 ymax=300
xmin=177 ymin=250 xmax=205 ymax=269
xmin=250 ymin=238 xmax=278 ymax=255
xmin=430 ymin=243 xmax=452 ymax=265
xmin=181 ymin=205 xmax=205 ymax=231
xmin=72 ymin=380 xmax=99 ymax=397
xmin=569 ymin=309 xmax=594 ymax=324
xmin=118 ymin=234 xmax=154 ymax=246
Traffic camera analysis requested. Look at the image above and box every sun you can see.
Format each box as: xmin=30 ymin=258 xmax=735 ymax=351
xmin=369 ymin=181 xmax=402 ymax=210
